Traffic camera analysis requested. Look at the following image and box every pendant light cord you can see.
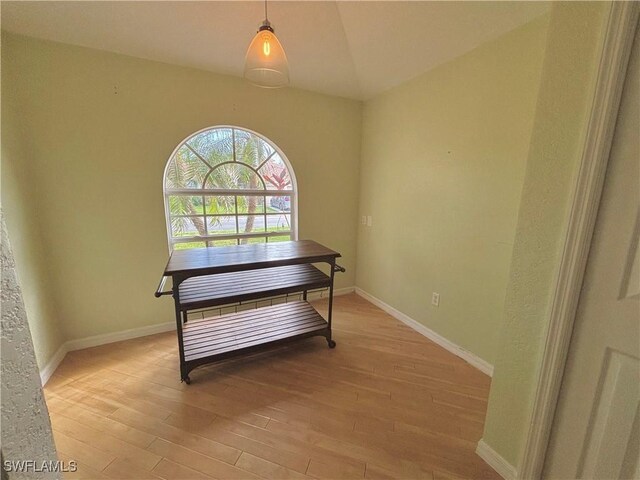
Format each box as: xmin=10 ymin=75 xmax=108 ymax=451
xmin=264 ymin=0 xmax=268 ymax=21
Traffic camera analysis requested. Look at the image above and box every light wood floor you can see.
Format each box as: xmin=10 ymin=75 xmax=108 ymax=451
xmin=44 ymin=294 xmax=500 ymax=480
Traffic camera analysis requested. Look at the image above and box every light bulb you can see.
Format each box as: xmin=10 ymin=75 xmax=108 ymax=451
xmin=244 ymin=24 xmax=289 ymax=88
xmin=262 ymin=35 xmax=271 ymax=56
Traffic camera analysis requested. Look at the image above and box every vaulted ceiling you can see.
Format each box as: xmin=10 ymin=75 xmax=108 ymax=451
xmin=1 ymin=1 xmax=549 ymax=100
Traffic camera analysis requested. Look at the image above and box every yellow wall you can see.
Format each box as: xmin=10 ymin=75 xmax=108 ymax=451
xmin=356 ymin=16 xmax=549 ymax=365
xmin=3 ymin=15 xmax=607 ymax=472
xmin=482 ymin=1 xmax=610 ymax=467
xmin=1 ymin=57 xmax=65 ymax=368
xmin=1 ymin=33 xmax=362 ymax=358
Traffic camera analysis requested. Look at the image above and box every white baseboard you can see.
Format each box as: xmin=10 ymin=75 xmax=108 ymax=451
xmin=334 ymin=286 xmax=356 ymax=296
xmin=39 ymin=343 xmax=69 ymax=386
xmin=40 ymin=286 xmax=357 ymax=385
xmin=64 ymin=321 xmax=175 ymax=352
xmin=40 ymin=320 xmax=175 ymax=386
xmin=354 ymin=287 xmax=494 ymax=377
xmin=476 ymin=439 xmax=517 ymax=480
xmin=308 ymin=286 xmax=355 ymax=300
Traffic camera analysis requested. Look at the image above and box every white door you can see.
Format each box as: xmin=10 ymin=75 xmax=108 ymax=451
xmin=543 ymin=24 xmax=640 ymax=480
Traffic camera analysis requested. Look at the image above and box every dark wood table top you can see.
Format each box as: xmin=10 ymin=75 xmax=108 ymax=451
xmin=164 ymin=240 xmax=341 ymax=277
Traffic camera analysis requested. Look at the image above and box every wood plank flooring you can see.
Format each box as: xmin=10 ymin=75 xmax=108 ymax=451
xmin=43 ymin=294 xmax=500 ymax=480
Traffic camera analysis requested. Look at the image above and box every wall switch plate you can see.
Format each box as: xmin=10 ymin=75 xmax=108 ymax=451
xmin=367 ymin=215 xmax=372 ymax=227
xmin=361 ymin=215 xmax=367 ymax=225
xmin=432 ymin=292 xmax=440 ymax=307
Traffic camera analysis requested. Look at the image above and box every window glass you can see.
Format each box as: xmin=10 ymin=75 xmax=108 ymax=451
xmin=164 ymin=127 xmax=296 ymax=250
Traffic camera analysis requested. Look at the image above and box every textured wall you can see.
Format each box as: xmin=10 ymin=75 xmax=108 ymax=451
xmin=481 ymin=1 xmax=610 ymax=467
xmin=1 ymin=212 xmax=59 ymax=479
xmin=355 ymin=16 xmax=549 ymax=365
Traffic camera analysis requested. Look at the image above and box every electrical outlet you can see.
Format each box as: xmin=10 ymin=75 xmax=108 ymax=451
xmin=431 ymin=292 xmax=440 ymax=307
xmin=367 ymin=215 xmax=372 ymax=227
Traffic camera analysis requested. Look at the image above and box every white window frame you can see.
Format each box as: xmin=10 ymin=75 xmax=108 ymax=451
xmin=163 ymin=125 xmax=298 ymax=252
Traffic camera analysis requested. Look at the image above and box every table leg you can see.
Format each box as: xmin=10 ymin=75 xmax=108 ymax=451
xmin=326 ymin=260 xmax=337 ymax=348
xmin=173 ymin=276 xmax=190 ymax=384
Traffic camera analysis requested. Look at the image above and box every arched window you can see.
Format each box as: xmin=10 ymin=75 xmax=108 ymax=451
xmin=163 ymin=126 xmax=297 ymax=251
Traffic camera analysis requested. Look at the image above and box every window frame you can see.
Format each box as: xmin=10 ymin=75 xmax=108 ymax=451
xmin=163 ymin=125 xmax=298 ymax=252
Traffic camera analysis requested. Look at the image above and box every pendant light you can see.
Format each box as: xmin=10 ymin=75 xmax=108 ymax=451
xmin=243 ymin=0 xmax=289 ymax=88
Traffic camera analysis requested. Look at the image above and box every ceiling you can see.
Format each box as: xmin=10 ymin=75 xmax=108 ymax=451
xmin=1 ymin=1 xmax=549 ymax=100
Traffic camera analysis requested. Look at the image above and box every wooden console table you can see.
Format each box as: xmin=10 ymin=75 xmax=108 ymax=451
xmin=155 ymin=240 xmax=343 ymax=384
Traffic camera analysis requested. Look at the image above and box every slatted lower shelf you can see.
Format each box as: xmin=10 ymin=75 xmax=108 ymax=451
xmin=178 ymin=264 xmax=329 ymax=311
xmin=183 ymin=301 xmax=328 ymax=362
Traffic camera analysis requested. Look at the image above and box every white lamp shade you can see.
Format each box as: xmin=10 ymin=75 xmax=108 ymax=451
xmin=244 ymin=28 xmax=289 ymax=88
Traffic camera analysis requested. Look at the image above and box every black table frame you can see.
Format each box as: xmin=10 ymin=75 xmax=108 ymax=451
xmin=156 ymin=241 xmax=343 ymax=384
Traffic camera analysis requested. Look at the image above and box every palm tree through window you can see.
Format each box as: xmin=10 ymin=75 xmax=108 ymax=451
xmin=163 ymin=126 xmax=297 ymax=251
